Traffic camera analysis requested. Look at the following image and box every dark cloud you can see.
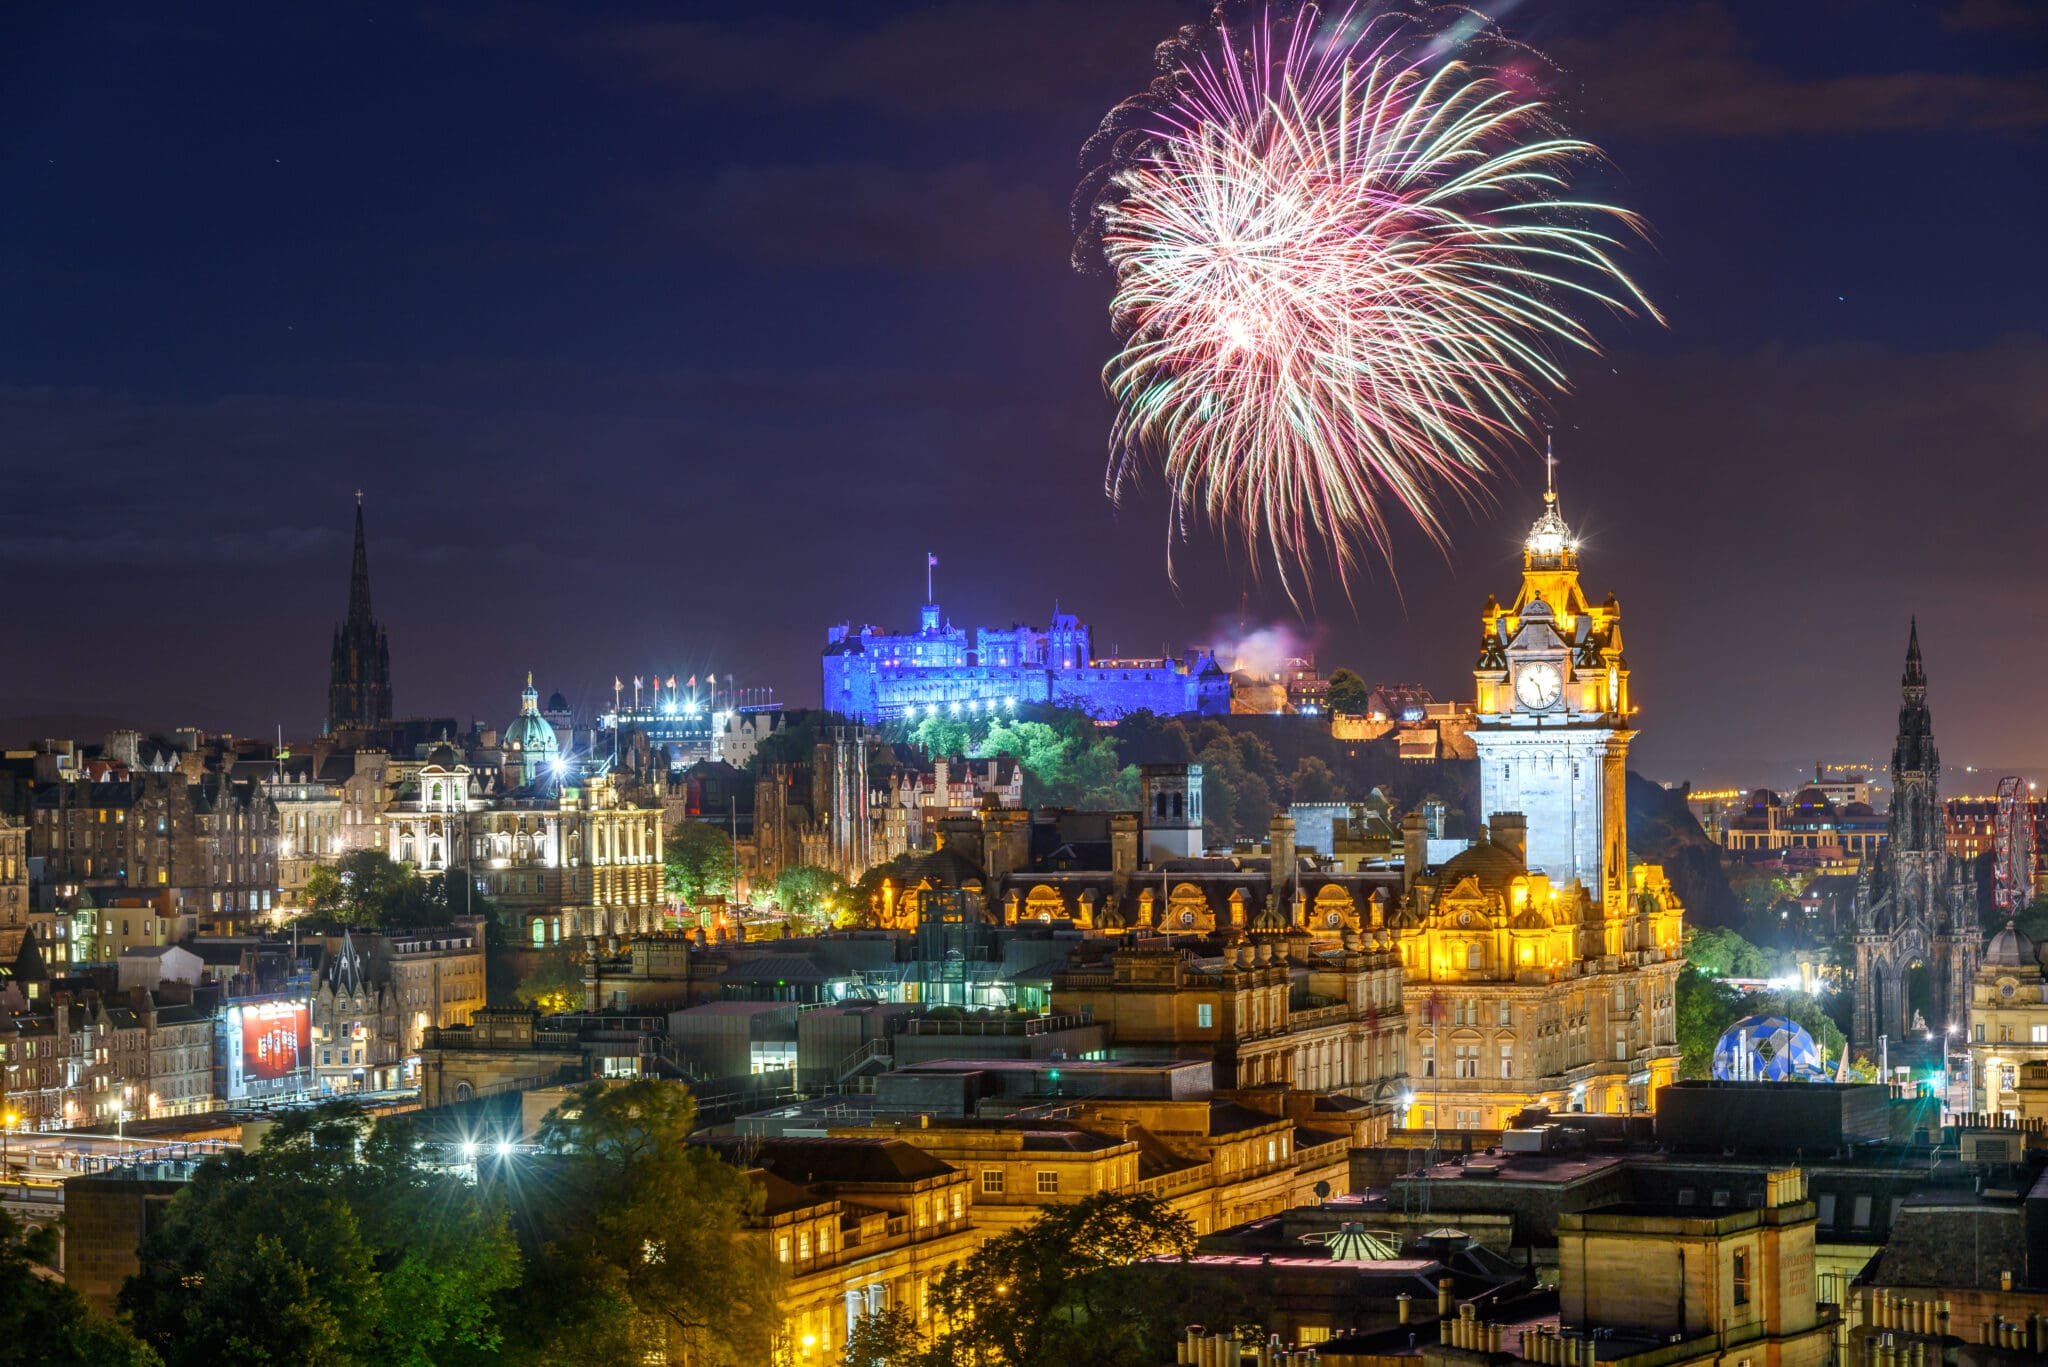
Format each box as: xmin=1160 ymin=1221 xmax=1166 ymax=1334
xmin=1943 ymin=0 xmax=2048 ymax=31
xmin=1561 ymin=4 xmax=2048 ymax=137
xmin=561 ymin=1 xmax=1184 ymax=116
xmin=651 ymin=161 xmax=1067 ymax=270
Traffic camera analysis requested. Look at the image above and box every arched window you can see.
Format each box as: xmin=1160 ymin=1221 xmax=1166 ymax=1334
xmin=1171 ymin=793 xmax=1184 ymax=820
xmin=1466 ymin=942 xmax=1484 ymax=972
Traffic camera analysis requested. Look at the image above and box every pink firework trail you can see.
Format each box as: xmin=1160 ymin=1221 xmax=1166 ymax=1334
xmin=1078 ymin=2 xmax=1661 ymax=598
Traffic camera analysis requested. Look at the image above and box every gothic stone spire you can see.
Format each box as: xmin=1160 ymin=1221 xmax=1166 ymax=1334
xmin=1889 ymin=618 xmax=1939 ymax=854
xmin=328 ymin=496 xmax=393 ymax=735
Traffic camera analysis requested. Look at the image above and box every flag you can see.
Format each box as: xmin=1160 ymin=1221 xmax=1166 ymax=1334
xmin=688 ymin=675 xmax=697 ymax=689
xmin=708 ymin=673 xmax=717 ymax=685
xmin=667 ymin=675 xmax=677 ymax=690
xmin=928 ymin=552 xmax=939 ymax=567
xmin=614 ymin=677 xmax=622 ymax=691
xmin=633 ymin=676 xmax=643 ymax=689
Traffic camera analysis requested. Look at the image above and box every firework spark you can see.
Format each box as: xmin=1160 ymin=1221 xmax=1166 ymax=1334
xmin=1078 ymin=2 xmax=1660 ymax=596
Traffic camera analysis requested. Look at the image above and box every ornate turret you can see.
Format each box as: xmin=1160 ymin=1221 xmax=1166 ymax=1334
xmin=327 ymin=493 xmax=393 ymax=735
xmin=1523 ymin=450 xmax=1577 ymax=571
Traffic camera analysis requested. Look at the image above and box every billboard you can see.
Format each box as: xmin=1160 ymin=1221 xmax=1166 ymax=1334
xmin=226 ymin=999 xmax=310 ymax=1098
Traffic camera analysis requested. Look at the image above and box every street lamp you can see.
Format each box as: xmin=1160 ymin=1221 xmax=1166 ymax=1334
xmin=2 ymin=1109 xmax=16 ymax=1177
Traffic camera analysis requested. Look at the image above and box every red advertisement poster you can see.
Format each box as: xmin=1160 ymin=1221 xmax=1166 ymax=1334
xmin=238 ymin=1001 xmax=309 ymax=1081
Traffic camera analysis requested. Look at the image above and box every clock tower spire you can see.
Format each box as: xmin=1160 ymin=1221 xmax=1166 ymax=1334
xmin=1470 ymin=458 xmax=1631 ymax=908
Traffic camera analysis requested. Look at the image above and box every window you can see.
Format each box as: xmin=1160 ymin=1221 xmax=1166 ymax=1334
xmin=798 ymin=1231 xmax=811 ymax=1259
xmin=1498 ymin=1002 xmax=1512 ymax=1027
xmin=1036 ymin=1171 xmax=1059 ymax=1195
xmin=777 ymin=1236 xmax=791 ymax=1263
xmin=1817 ymin=1193 xmax=1836 ymax=1226
xmin=1421 ymin=1040 xmax=1436 ymax=1078
xmin=2032 ymin=1024 xmax=2047 ymax=1044
xmin=1197 ymin=1003 xmax=1213 ymax=1029
xmin=1976 ymin=1023 xmax=1986 ymax=1042
xmin=1455 ymin=1044 xmax=1479 ymax=1078
xmin=1500 ymin=1045 xmax=1515 ymax=1079
xmin=1615 ymin=1034 xmax=1630 ymax=1061
xmin=1852 ymin=1195 xmax=1872 ymax=1228
xmin=1466 ymin=943 xmax=1483 ymax=971
xmin=1732 ymin=1248 xmax=1750 ymax=1306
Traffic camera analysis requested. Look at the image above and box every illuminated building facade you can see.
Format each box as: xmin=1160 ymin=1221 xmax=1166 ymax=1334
xmin=1722 ymin=785 xmax=1887 ymax=866
xmin=385 ymin=762 xmax=664 ymax=944
xmin=1396 ymin=480 xmax=1685 ymax=1128
xmin=822 ymin=596 xmax=1231 ymax=723
xmin=1965 ymin=916 xmax=2048 ymax=1115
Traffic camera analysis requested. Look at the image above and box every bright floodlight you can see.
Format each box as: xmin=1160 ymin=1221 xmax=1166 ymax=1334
xmin=495 ymin=1139 xmax=513 ymax=1158
xmin=460 ymin=1140 xmax=478 ymax=1159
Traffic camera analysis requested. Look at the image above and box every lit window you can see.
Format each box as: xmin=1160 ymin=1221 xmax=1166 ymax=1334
xmin=1732 ymin=1248 xmax=1750 ymax=1306
xmin=1036 ymin=1171 xmax=1059 ymax=1195
xmin=1197 ymin=1003 xmax=1213 ymax=1029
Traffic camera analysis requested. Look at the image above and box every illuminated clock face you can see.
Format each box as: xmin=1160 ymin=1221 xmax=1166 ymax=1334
xmin=1515 ymin=662 xmax=1563 ymax=709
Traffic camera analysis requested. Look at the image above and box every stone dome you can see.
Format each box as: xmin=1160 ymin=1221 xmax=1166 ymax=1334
xmin=1984 ymin=919 xmax=2036 ymax=968
xmin=504 ymin=673 xmax=560 ymax=782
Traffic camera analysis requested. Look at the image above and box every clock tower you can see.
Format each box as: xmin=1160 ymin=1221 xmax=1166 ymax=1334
xmin=1470 ymin=467 xmax=1632 ymax=909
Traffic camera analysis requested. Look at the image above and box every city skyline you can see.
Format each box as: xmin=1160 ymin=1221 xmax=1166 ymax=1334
xmin=3 ymin=1 xmax=2044 ymax=782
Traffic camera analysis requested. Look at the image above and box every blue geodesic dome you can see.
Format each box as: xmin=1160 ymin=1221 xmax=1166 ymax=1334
xmin=1712 ymin=1014 xmax=1826 ymax=1082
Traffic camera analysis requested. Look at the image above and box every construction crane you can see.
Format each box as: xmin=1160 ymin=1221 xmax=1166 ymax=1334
xmin=1993 ymin=775 xmax=2035 ymax=915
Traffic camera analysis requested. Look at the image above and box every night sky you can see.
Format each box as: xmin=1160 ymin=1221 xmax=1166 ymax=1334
xmin=3 ymin=1 xmax=2044 ymax=789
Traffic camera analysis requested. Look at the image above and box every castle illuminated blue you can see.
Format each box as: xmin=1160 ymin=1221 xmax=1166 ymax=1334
xmin=823 ymin=594 xmax=1231 ymax=724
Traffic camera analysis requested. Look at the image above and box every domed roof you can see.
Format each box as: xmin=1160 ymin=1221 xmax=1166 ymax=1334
xmin=505 ymin=673 xmax=559 ymax=756
xmin=1985 ymin=919 xmax=2036 ymax=968
xmin=546 ymin=690 xmax=569 ymax=713
xmin=505 ymin=711 xmax=558 ymax=754
xmin=426 ymin=743 xmax=459 ymax=767
xmin=1434 ymin=835 xmax=1526 ymax=893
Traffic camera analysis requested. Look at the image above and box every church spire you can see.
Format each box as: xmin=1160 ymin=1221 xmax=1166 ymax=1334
xmin=1889 ymin=618 xmax=1939 ymax=852
xmin=328 ymin=495 xmax=393 ymax=736
xmin=348 ymin=492 xmax=373 ymax=627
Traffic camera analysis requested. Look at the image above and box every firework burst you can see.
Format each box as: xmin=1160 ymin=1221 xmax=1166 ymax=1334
xmin=1077 ymin=2 xmax=1660 ymax=597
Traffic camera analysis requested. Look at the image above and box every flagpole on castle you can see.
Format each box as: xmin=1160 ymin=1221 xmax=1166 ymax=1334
xmin=926 ymin=552 xmax=934 ymax=604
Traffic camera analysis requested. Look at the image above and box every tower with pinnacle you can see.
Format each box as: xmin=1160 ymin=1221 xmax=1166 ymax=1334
xmin=1851 ymin=619 xmax=1978 ymax=1048
xmin=327 ymin=494 xmax=393 ymax=735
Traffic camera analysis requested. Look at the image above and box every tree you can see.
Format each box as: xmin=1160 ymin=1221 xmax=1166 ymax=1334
xmin=1287 ymin=756 xmax=1338 ymax=805
xmin=121 ymin=1105 xmax=519 ymax=1367
xmin=506 ymin=1081 xmax=784 ymax=1366
xmin=1325 ymin=668 xmax=1371 ymax=715
xmin=919 ymin=1192 xmax=1198 ymax=1367
xmin=1684 ymin=926 xmax=1775 ymax=979
xmin=840 ymin=1308 xmax=930 ymax=1367
xmin=300 ymin=851 xmax=456 ymax=930
xmin=0 ymin=1208 xmax=158 ymax=1367
xmin=774 ymin=864 xmax=851 ymax=930
xmin=665 ymin=821 xmax=739 ymax=904
xmin=515 ymin=944 xmax=584 ymax=1014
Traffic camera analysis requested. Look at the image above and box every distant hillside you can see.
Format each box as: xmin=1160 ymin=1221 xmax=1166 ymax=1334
xmin=1627 ymin=771 xmax=1740 ymax=926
